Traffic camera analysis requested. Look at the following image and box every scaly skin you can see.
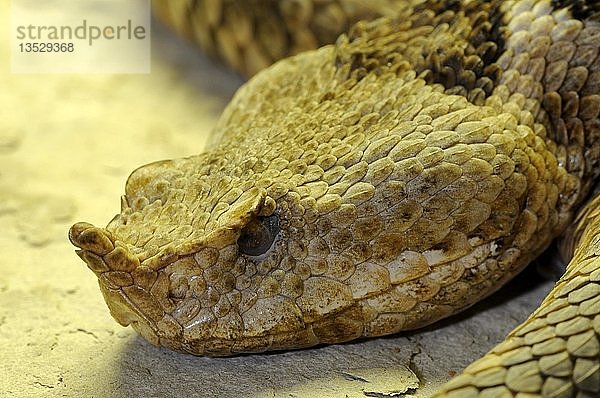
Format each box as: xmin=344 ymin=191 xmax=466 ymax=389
xmin=433 ymin=193 xmax=600 ymax=396
xmin=152 ymin=0 xmax=410 ymax=76
xmin=69 ymin=0 xmax=600 ymax=396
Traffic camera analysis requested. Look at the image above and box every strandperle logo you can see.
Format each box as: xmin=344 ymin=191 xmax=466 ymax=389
xmin=15 ymin=19 xmax=147 ymax=46
xmin=11 ymin=0 xmax=151 ymax=74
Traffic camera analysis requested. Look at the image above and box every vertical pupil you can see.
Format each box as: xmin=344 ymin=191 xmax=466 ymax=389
xmin=238 ymin=215 xmax=279 ymax=256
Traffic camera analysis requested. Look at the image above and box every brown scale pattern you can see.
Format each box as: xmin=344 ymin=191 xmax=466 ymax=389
xmin=153 ymin=0 xmax=410 ymax=76
xmin=70 ymin=0 xmax=600 ymax=396
xmin=433 ymin=193 xmax=600 ymax=397
xmin=334 ymin=0 xmax=508 ymax=106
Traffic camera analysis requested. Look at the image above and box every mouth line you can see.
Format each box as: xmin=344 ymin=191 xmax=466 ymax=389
xmin=68 ymin=223 xmax=165 ymax=343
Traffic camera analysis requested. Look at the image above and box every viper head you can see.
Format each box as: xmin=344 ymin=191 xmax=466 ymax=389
xmin=69 ymin=149 xmax=339 ymax=355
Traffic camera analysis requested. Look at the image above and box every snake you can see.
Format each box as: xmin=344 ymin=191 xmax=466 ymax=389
xmin=68 ymin=0 xmax=600 ymax=396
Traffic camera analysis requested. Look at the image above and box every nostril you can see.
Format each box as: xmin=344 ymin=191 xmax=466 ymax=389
xmin=70 ymin=223 xmax=141 ymax=277
xmin=76 ymin=249 xmax=110 ymax=274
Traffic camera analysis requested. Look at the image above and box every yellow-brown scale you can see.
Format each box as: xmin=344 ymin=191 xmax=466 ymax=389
xmin=433 ymin=193 xmax=600 ymax=396
xmin=70 ymin=0 xmax=600 ymax=395
xmin=152 ymin=0 xmax=412 ymax=76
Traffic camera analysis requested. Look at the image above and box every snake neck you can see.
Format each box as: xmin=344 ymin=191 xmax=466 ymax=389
xmin=70 ymin=0 xmax=600 ymax=357
xmin=334 ymin=0 xmax=600 ymax=209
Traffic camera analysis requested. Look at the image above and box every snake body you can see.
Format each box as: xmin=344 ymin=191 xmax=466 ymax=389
xmin=69 ymin=0 xmax=600 ymax=396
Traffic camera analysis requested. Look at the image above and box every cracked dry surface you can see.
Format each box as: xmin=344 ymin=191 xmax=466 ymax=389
xmin=0 ymin=9 xmax=553 ymax=398
xmin=75 ymin=0 xmax=600 ymax=354
xmin=3 ymin=2 xmax=599 ymax=398
xmin=69 ymin=0 xmax=600 ymax=396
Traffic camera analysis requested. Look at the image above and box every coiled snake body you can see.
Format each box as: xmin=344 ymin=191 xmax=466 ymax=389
xmin=69 ymin=0 xmax=600 ymax=396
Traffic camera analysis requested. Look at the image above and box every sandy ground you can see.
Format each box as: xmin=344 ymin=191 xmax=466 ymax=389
xmin=0 ymin=4 xmax=556 ymax=398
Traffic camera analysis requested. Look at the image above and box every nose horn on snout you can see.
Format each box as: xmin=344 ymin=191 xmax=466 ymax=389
xmin=69 ymin=222 xmax=114 ymax=254
xmin=68 ymin=222 xmax=140 ymax=275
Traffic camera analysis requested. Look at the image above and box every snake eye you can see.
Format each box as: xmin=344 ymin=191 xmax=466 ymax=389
xmin=237 ymin=215 xmax=280 ymax=256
